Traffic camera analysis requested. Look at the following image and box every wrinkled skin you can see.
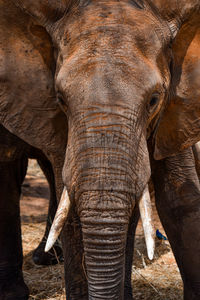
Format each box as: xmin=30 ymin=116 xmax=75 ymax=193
xmin=1 ymin=0 xmax=200 ymax=299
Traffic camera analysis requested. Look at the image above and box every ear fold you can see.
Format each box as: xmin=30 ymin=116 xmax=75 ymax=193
xmin=13 ymin=0 xmax=68 ymax=26
xmin=154 ymin=13 xmax=200 ymax=160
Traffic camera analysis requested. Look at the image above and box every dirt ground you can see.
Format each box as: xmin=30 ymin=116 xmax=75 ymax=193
xmin=20 ymin=160 xmax=183 ymax=300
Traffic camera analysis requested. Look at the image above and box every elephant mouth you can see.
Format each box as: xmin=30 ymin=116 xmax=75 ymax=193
xmin=45 ymin=184 xmax=155 ymax=260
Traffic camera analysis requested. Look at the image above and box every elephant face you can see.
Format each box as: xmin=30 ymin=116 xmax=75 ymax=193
xmin=8 ymin=0 xmax=200 ymax=299
xmin=53 ymin=2 xmax=173 ymax=195
xmin=13 ymin=0 xmax=200 ymax=192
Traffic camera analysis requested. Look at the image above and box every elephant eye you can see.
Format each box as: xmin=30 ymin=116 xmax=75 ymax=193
xmin=149 ymin=95 xmax=159 ymax=107
xmin=57 ymin=96 xmax=65 ymax=106
xmin=148 ymin=94 xmax=160 ymax=114
xmin=56 ymin=93 xmax=68 ymax=113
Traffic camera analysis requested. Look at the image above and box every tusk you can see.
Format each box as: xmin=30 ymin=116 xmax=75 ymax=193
xmin=45 ymin=186 xmax=70 ymax=252
xmin=139 ymin=185 xmax=155 ymax=260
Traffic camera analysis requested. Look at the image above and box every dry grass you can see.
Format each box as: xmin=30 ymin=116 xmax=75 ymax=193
xmin=132 ymin=238 xmax=183 ymax=300
xmin=22 ymin=224 xmax=65 ymax=299
xmin=20 ymin=160 xmax=183 ymax=299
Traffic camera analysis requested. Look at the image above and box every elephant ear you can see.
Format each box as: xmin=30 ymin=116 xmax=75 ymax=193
xmin=153 ymin=8 xmax=200 ymax=160
xmin=0 ymin=2 xmax=67 ymax=158
xmin=13 ymin=0 xmax=71 ymax=27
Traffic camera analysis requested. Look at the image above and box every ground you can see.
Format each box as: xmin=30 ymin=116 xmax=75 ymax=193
xmin=20 ymin=160 xmax=183 ymax=299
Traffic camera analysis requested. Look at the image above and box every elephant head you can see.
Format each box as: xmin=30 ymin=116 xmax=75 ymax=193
xmin=10 ymin=0 xmax=200 ymax=299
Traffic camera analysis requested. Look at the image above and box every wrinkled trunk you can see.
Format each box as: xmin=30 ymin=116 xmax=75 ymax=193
xmin=79 ymin=191 xmax=130 ymax=299
xmin=64 ymin=107 xmax=150 ymax=197
xmin=63 ymin=108 xmax=151 ymax=299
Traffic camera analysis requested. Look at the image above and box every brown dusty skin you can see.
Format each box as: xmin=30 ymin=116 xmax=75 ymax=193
xmin=21 ymin=160 xmax=183 ymax=300
xmin=1 ymin=1 xmax=200 ymax=299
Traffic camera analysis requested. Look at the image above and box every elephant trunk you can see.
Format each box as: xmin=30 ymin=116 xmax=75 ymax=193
xmin=68 ymin=111 xmax=150 ymax=298
xmin=79 ymin=191 xmax=129 ymax=299
xmin=47 ymin=108 xmax=151 ymax=298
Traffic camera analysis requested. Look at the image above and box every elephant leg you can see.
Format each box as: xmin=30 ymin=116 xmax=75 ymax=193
xmin=152 ymin=148 xmax=200 ymax=300
xmin=61 ymin=209 xmax=88 ymax=300
xmin=0 ymin=157 xmax=29 ymax=300
xmin=32 ymin=156 xmax=63 ymax=265
xmin=124 ymin=204 xmax=140 ymax=300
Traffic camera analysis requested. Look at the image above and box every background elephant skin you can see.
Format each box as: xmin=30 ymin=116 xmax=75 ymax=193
xmin=0 ymin=124 xmax=64 ymax=298
xmin=0 ymin=1 xmax=68 ymax=299
xmin=1 ymin=0 xmax=200 ymax=300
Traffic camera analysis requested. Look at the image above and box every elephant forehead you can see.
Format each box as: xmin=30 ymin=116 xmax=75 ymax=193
xmin=56 ymin=52 xmax=163 ymax=104
xmin=54 ymin=0 xmax=166 ymax=57
xmin=54 ymin=1 xmax=168 ymax=99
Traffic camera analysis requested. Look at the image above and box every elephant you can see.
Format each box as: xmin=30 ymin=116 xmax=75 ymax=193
xmin=0 ymin=123 xmax=63 ymax=266
xmin=1 ymin=0 xmax=200 ymax=299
